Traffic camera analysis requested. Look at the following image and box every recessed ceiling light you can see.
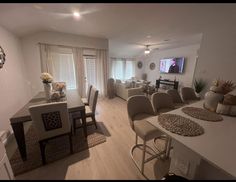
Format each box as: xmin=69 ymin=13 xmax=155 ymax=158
xmin=147 ymin=35 xmax=151 ymax=38
xmin=73 ymin=12 xmax=80 ymax=18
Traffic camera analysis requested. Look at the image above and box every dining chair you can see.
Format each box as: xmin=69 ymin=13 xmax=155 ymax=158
xmin=166 ymin=89 xmax=186 ymax=109
xmin=81 ymin=84 xmax=92 ymax=105
xmin=127 ymin=95 xmax=167 ymax=177
xmin=72 ymin=87 xmax=99 ymax=134
xmin=181 ymin=87 xmax=200 ymax=104
xmin=29 ymin=101 xmax=73 ymax=165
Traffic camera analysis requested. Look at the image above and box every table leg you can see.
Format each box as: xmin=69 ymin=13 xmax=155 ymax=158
xmin=81 ymin=109 xmax=87 ymax=138
xmin=11 ymin=122 xmax=27 ymax=161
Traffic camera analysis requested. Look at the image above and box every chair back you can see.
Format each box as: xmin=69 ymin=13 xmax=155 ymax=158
xmin=29 ymin=101 xmax=71 ymax=141
xmin=107 ymin=78 xmax=115 ymax=99
xmin=167 ymin=89 xmax=183 ymax=103
xmin=86 ymin=84 xmax=93 ymax=103
xmin=151 ymin=92 xmax=174 ymax=114
xmin=127 ymin=95 xmax=155 ymax=129
xmin=181 ymin=87 xmax=198 ymax=102
xmin=89 ymin=87 xmax=99 ymax=114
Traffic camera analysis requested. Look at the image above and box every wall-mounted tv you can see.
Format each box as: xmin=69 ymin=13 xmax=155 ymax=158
xmin=160 ymin=57 xmax=185 ymax=74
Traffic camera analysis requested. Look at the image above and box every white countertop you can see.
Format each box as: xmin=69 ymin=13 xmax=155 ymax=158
xmin=146 ymin=100 xmax=236 ymax=178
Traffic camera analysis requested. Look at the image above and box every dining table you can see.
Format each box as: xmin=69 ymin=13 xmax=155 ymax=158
xmin=9 ymin=89 xmax=86 ymax=161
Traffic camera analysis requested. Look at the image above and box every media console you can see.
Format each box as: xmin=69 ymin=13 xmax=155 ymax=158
xmin=156 ymin=79 xmax=179 ymax=90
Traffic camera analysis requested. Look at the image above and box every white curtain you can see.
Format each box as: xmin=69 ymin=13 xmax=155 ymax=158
xmin=39 ymin=44 xmax=108 ymax=97
xmin=72 ymin=48 xmax=85 ymax=97
xmin=39 ymin=44 xmax=78 ymax=91
xmin=111 ymin=58 xmax=135 ymax=81
xmin=95 ymin=49 xmax=108 ymax=97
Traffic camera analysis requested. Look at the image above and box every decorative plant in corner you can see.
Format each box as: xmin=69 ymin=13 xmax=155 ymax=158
xmin=194 ymin=78 xmax=206 ymax=94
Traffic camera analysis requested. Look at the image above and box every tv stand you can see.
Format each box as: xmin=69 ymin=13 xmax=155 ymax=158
xmin=156 ymin=79 xmax=179 ymax=90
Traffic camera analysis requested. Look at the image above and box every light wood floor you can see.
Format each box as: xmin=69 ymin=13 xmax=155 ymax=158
xmin=13 ymin=97 xmax=170 ymax=180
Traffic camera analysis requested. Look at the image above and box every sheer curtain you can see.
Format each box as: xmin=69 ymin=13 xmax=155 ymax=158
xmin=95 ymin=49 xmax=108 ymax=97
xmin=111 ymin=58 xmax=135 ymax=81
xmin=39 ymin=44 xmax=78 ymax=90
xmin=72 ymin=48 xmax=85 ymax=97
xmin=39 ymin=44 xmax=108 ymax=97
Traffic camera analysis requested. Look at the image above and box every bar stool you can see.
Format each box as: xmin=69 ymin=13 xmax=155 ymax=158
xmin=127 ymin=95 xmax=167 ymax=178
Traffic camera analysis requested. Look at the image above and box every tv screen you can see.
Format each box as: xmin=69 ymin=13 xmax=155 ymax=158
xmin=160 ymin=57 xmax=185 ymax=74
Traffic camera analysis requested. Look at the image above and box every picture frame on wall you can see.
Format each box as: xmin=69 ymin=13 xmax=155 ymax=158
xmin=149 ymin=62 xmax=155 ymax=70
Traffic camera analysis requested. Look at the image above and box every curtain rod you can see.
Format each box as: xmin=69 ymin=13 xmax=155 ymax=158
xmin=38 ymin=42 xmax=107 ymax=51
xmin=110 ymin=57 xmax=136 ymax=60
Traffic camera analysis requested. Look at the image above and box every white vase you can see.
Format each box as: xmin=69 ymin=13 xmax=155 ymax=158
xmin=44 ymin=83 xmax=51 ymax=101
xmin=204 ymin=90 xmax=224 ymax=112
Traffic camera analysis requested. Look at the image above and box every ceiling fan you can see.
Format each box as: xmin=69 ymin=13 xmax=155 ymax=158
xmin=131 ymin=41 xmax=171 ymax=54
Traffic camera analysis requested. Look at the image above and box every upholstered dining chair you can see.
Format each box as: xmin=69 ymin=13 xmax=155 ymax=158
xmin=72 ymin=87 xmax=99 ymax=134
xmin=81 ymin=84 xmax=92 ymax=105
xmin=127 ymin=95 xmax=167 ymax=177
xmin=29 ymin=101 xmax=73 ymax=165
xmin=166 ymin=89 xmax=186 ymax=109
xmin=181 ymin=87 xmax=200 ymax=104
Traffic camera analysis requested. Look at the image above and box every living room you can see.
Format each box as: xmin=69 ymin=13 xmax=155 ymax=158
xmin=0 ymin=3 xmax=236 ymax=180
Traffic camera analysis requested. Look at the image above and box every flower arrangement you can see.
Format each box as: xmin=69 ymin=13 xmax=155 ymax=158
xmin=210 ymin=79 xmax=236 ymax=94
xmin=54 ymin=82 xmax=66 ymax=92
xmin=40 ymin=72 xmax=53 ymax=84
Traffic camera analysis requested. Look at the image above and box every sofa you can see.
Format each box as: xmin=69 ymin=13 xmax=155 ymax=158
xmin=115 ymin=79 xmax=145 ymax=100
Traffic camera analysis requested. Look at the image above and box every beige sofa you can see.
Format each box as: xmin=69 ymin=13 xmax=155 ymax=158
xmin=115 ymin=80 xmax=144 ymax=100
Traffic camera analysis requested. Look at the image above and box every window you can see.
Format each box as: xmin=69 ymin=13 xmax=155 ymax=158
xmin=50 ymin=49 xmax=77 ymax=90
xmin=111 ymin=58 xmax=135 ymax=81
xmin=84 ymin=56 xmax=96 ymax=88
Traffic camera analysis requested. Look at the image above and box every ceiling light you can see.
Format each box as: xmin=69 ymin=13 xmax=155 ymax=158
xmin=73 ymin=12 xmax=80 ymax=18
xmin=144 ymin=46 xmax=150 ymax=54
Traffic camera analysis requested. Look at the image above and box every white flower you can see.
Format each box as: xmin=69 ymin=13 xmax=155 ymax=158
xmin=40 ymin=72 xmax=53 ymax=83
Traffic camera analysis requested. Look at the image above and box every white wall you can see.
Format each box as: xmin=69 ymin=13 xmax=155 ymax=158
xmin=0 ymin=26 xmax=29 ymax=131
xmin=194 ymin=28 xmax=236 ymax=94
xmin=21 ymin=31 xmax=108 ymax=97
xmin=136 ymin=44 xmax=200 ymax=90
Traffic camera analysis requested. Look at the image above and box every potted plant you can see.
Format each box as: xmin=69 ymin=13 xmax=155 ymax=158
xmin=194 ymin=78 xmax=206 ymax=96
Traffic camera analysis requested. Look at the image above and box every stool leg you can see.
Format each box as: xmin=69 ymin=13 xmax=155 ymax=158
xmin=141 ymin=140 xmax=146 ymax=174
xmin=165 ymin=137 xmax=172 ymax=159
xmin=135 ymin=134 xmax=138 ymax=145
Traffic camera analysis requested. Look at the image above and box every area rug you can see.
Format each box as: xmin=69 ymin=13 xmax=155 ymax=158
xmin=9 ymin=122 xmax=106 ymax=176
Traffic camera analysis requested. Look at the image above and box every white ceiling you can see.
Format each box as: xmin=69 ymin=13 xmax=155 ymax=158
xmin=0 ymin=3 xmax=235 ymax=57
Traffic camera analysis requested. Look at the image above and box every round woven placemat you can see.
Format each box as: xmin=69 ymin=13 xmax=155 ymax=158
xmin=182 ymin=107 xmax=223 ymax=122
xmin=158 ymin=114 xmax=204 ymax=136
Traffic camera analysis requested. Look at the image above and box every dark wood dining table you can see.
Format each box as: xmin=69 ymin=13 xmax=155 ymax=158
xmin=9 ymin=89 xmax=86 ymax=161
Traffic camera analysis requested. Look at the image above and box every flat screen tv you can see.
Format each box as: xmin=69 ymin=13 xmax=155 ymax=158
xmin=159 ymin=57 xmax=185 ymax=74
